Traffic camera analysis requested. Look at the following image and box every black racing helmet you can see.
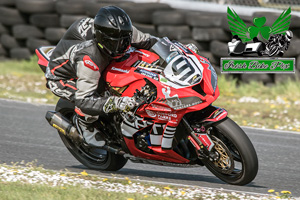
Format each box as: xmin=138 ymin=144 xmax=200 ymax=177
xmin=94 ymin=6 xmax=132 ymax=58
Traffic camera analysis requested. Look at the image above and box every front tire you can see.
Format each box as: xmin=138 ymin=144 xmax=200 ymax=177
xmin=203 ymin=117 xmax=258 ymax=185
xmin=55 ymin=100 xmax=127 ymax=171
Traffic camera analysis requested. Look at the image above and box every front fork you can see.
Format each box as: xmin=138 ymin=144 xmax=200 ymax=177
xmin=183 ymin=106 xmax=228 ymax=160
xmin=182 ymin=118 xmax=213 ymax=160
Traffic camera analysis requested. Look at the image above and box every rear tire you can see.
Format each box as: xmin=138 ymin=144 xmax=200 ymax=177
xmin=55 ymin=100 xmax=127 ymax=171
xmin=203 ymin=117 xmax=258 ymax=185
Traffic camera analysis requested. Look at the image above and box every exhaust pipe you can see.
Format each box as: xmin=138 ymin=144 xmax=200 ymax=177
xmin=46 ymin=111 xmax=132 ymax=157
xmin=45 ymin=111 xmax=83 ymax=142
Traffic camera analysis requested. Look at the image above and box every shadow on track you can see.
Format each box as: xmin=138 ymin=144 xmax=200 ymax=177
xmin=68 ymin=164 xmax=264 ymax=189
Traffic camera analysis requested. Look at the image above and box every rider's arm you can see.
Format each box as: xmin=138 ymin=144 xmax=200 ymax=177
xmin=131 ymin=26 xmax=158 ymax=50
xmin=74 ymin=54 xmax=109 ymax=116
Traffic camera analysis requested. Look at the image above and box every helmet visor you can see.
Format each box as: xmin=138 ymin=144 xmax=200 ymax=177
xmin=96 ymin=30 xmax=131 ymax=57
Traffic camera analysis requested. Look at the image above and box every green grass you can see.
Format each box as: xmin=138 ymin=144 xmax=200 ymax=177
xmin=0 ymin=57 xmax=299 ymax=131
xmin=215 ymin=75 xmax=300 ymax=131
xmin=0 ymin=181 xmax=175 ymax=200
xmin=0 ymin=56 xmax=41 ymax=75
xmin=0 ymin=56 xmax=58 ymax=104
xmin=217 ymin=75 xmax=300 ymax=101
xmin=0 ymin=163 xmax=276 ymax=200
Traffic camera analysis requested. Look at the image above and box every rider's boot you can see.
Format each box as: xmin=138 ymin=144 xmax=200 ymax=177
xmin=74 ymin=116 xmax=105 ymax=147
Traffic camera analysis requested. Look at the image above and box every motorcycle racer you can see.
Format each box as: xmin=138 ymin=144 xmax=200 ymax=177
xmin=46 ymin=6 xmax=158 ymax=147
xmin=264 ymin=30 xmax=293 ymax=57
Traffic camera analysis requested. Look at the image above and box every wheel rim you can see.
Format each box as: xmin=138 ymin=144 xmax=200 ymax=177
xmin=210 ymin=136 xmax=234 ymax=174
xmin=205 ymin=129 xmax=245 ymax=181
xmin=76 ymin=145 xmax=108 ymax=163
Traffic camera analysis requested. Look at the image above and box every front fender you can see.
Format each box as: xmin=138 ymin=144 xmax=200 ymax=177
xmin=201 ymin=106 xmax=228 ymax=123
xmin=187 ymin=105 xmax=228 ymax=126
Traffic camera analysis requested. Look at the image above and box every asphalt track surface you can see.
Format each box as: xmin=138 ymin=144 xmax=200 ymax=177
xmin=1 ymin=99 xmax=300 ymax=197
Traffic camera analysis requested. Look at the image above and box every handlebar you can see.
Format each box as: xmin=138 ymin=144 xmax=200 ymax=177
xmin=121 ymin=85 xmax=157 ymax=122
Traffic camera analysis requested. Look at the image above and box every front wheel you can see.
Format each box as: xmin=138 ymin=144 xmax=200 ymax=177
xmin=55 ymin=100 xmax=127 ymax=171
xmin=203 ymin=117 xmax=258 ymax=185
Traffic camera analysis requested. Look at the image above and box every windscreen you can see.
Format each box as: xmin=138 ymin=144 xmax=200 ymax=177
xmin=151 ymin=37 xmax=203 ymax=87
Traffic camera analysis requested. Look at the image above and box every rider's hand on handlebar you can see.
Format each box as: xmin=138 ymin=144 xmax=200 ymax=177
xmin=103 ymin=96 xmax=136 ymax=113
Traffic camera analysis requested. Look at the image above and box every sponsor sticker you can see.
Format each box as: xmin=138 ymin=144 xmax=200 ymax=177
xmin=150 ymin=104 xmax=172 ymax=111
xmin=145 ymin=109 xmax=177 ymax=121
xmin=190 ymin=74 xmax=202 ymax=85
xmin=166 ymin=51 xmax=179 ymax=63
xmin=158 ymin=87 xmax=202 ymax=110
xmin=173 ymin=41 xmax=192 ymax=54
xmin=53 ymin=124 xmax=66 ymax=135
xmin=134 ymin=68 xmax=159 ymax=81
xmin=196 ymin=133 xmax=214 ymax=151
xmin=111 ymin=67 xmax=130 ymax=73
xmin=160 ymin=76 xmax=168 ymax=83
xmin=83 ymin=55 xmax=99 ymax=71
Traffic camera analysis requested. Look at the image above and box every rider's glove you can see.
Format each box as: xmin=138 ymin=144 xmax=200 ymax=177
xmin=103 ymin=96 xmax=136 ymax=113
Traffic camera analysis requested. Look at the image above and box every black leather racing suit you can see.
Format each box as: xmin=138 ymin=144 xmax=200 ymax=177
xmin=46 ymin=17 xmax=157 ymax=117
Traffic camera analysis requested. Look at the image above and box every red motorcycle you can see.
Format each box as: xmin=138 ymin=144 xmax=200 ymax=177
xmin=36 ymin=37 xmax=258 ymax=185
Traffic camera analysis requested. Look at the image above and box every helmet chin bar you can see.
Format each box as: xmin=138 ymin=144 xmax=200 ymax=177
xmin=98 ymin=42 xmax=127 ymax=59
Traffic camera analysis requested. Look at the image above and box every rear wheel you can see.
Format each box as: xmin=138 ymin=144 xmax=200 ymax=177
xmin=203 ymin=117 xmax=258 ymax=185
xmin=55 ymin=104 xmax=127 ymax=171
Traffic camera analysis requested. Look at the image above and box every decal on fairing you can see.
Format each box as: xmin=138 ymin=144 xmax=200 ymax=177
xmin=134 ymin=68 xmax=159 ymax=81
xmin=166 ymin=51 xmax=179 ymax=63
xmin=121 ymin=116 xmax=153 ymax=138
xmin=150 ymin=123 xmax=165 ymax=146
xmin=190 ymin=74 xmax=202 ymax=85
xmin=156 ymin=87 xmax=202 ymax=110
xmin=132 ymin=60 xmax=141 ymax=68
xmin=163 ymin=53 xmax=204 ymax=87
xmin=145 ymin=109 xmax=177 ymax=121
xmin=111 ymin=67 xmax=129 ymax=73
xmin=161 ymin=126 xmax=177 ymax=149
xmin=173 ymin=41 xmax=193 ymax=54
xmin=133 ymin=60 xmax=158 ymax=70
xmin=150 ymin=104 xmax=172 ymax=111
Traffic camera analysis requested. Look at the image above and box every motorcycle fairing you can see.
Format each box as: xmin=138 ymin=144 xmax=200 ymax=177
xmin=123 ymin=137 xmax=190 ymax=163
xmin=35 ymin=46 xmax=56 ymax=73
xmin=150 ymin=37 xmax=204 ymax=88
xmin=103 ymin=39 xmax=223 ymax=163
xmin=121 ymin=116 xmax=153 ymax=138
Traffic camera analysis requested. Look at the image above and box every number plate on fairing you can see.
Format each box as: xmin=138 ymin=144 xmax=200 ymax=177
xmin=151 ymin=37 xmax=204 ymax=88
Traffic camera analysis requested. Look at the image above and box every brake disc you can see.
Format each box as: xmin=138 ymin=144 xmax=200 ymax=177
xmin=210 ymin=135 xmax=235 ymax=174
